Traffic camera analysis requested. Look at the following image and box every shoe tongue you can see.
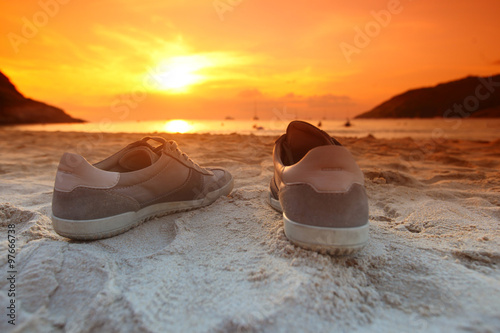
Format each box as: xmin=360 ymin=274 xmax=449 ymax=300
xmin=118 ymin=146 xmax=160 ymax=171
xmin=284 ymin=121 xmax=334 ymax=163
xmin=286 ymin=121 xmax=332 ymax=145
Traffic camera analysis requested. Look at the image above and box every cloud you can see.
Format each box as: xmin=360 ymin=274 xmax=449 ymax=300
xmin=281 ymin=92 xmax=302 ymax=99
xmin=240 ymin=92 xmax=357 ymax=119
xmin=237 ymin=89 xmax=264 ymax=99
xmin=307 ymin=94 xmax=353 ymax=108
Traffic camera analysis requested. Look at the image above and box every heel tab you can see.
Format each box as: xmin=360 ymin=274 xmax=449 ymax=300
xmin=55 ymin=153 xmax=119 ymax=192
xmin=58 ymin=152 xmax=90 ymax=172
xmin=305 ymin=145 xmax=354 ymax=160
xmin=283 ymin=145 xmax=365 ymax=192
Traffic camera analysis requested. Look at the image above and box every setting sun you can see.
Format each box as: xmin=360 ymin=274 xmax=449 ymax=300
xmin=164 ymin=119 xmax=191 ymax=133
xmin=152 ymin=56 xmax=210 ymax=93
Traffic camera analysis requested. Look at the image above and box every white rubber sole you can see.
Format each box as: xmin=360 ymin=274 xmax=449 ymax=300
xmin=269 ymin=194 xmax=282 ymax=212
xmin=268 ymin=193 xmax=369 ymax=255
xmin=52 ymin=178 xmax=234 ymax=240
xmin=284 ymin=214 xmax=369 ymax=255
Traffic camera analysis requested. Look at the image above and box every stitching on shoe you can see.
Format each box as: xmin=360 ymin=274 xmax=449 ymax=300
xmin=56 ymin=187 xmax=141 ymax=219
xmin=57 ymin=170 xmax=120 ymax=192
xmin=284 ymin=181 xmax=365 ymax=194
xmin=101 ymin=189 xmax=141 ymax=210
xmin=140 ymin=168 xmax=196 ymax=207
xmin=114 ymin=158 xmax=173 ymax=190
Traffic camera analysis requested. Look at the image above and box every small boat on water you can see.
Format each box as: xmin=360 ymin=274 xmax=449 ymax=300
xmin=344 ymin=119 xmax=351 ymax=127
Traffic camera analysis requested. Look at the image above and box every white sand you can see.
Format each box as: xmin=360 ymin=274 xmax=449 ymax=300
xmin=0 ymin=130 xmax=499 ymax=332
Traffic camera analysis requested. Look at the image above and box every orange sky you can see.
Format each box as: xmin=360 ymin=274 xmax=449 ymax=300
xmin=1 ymin=0 xmax=500 ymax=121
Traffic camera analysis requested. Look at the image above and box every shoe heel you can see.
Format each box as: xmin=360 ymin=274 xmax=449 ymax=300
xmin=283 ymin=214 xmax=369 ymax=255
xmin=268 ymin=193 xmax=282 ymax=212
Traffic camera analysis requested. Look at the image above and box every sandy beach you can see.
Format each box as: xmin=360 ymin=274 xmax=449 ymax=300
xmin=0 ymin=129 xmax=499 ymax=332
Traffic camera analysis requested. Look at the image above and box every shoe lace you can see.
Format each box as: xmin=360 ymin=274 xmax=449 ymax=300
xmin=165 ymin=140 xmax=201 ymax=168
xmin=140 ymin=136 xmax=210 ymax=174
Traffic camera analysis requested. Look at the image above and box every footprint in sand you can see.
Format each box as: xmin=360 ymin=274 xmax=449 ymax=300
xmin=451 ymin=250 xmax=500 ymax=274
xmin=365 ymin=170 xmax=420 ymax=187
xmin=92 ymin=216 xmax=178 ymax=259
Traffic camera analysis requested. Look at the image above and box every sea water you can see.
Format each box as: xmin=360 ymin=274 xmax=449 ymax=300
xmin=5 ymin=118 xmax=500 ymax=141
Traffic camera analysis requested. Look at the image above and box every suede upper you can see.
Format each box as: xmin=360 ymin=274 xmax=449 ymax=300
xmin=52 ymin=137 xmax=232 ymax=221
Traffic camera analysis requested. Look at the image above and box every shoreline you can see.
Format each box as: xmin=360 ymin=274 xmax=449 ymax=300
xmin=2 ymin=118 xmax=499 ymax=142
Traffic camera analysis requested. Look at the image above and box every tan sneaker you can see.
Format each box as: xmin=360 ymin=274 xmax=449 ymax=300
xmin=269 ymin=121 xmax=369 ymax=255
xmin=52 ymin=137 xmax=233 ymax=240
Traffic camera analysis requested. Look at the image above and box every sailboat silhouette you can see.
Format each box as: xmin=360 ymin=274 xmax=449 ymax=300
xmin=253 ymin=100 xmax=259 ymax=120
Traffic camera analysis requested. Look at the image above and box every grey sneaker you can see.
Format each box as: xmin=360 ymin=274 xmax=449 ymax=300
xmin=52 ymin=137 xmax=233 ymax=240
xmin=269 ymin=121 xmax=369 ymax=255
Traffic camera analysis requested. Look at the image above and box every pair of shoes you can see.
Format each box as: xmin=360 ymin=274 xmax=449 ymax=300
xmin=51 ymin=121 xmax=369 ymax=254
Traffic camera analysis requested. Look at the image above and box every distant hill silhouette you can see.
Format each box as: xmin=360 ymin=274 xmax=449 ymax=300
xmin=355 ymin=74 xmax=500 ymax=119
xmin=0 ymin=71 xmax=84 ymax=125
